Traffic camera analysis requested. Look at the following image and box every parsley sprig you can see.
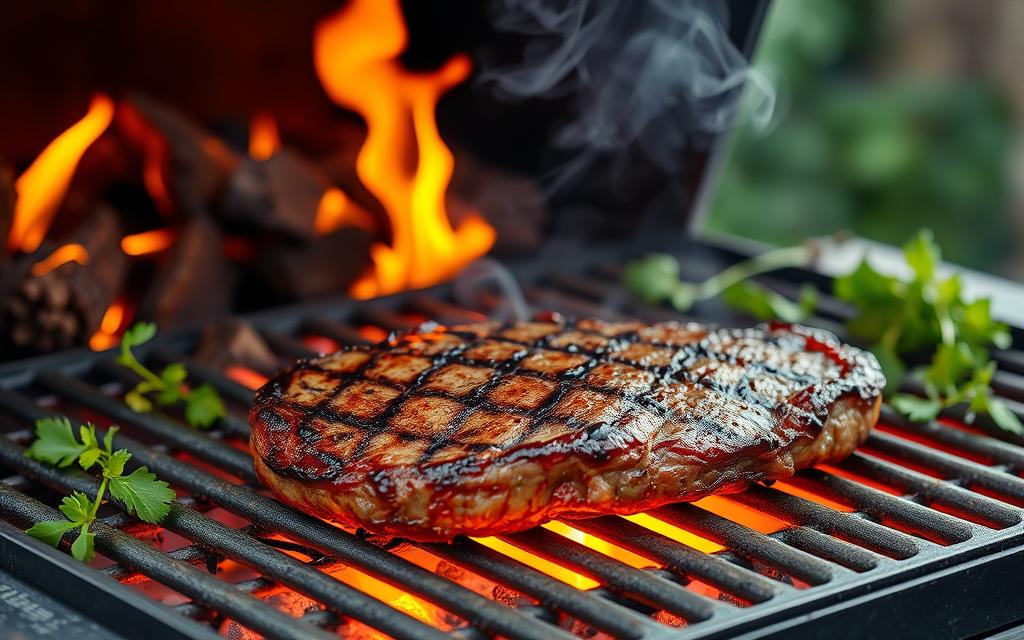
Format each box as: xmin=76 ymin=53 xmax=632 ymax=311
xmin=118 ymin=322 xmax=225 ymax=428
xmin=835 ymin=230 xmax=1021 ymax=434
xmin=623 ymin=244 xmax=817 ymax=321
xmin=624 ymin=230 xmax=1023 ymax=436
xmin=24 ymin=417 xmax=175 ymax=562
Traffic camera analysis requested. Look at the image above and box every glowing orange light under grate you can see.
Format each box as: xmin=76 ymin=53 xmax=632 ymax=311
xmin=89 ymin=300 xmax=128 ymax=351
xmin=313 ymin=0 xmax=495 ymax=298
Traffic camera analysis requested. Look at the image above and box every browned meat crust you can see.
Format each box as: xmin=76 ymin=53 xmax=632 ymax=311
xmin=250 ymin=319 xmax=884 ymax=541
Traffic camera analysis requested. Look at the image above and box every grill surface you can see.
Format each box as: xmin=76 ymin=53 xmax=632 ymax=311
xmin=0 ymin=236 xmax=1023 ymax=639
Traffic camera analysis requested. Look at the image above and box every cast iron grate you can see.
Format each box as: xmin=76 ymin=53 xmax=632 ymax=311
xmin=0 ymin=237 xmax=1023 ymax=639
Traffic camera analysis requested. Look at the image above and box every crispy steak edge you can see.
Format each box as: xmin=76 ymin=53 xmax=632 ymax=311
xmin=252 ymin=392 xmax=880 ymax=541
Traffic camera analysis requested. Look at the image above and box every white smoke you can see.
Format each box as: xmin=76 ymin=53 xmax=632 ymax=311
xmin=482 ymin=0 xmax=774 ymax=187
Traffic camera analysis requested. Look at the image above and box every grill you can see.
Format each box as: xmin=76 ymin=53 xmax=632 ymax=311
xmin=1 ymin=236 xmax=1023 ymax=639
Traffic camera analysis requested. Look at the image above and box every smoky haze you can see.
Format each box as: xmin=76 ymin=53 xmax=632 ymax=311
xmin=480 ymin=0 xmax=774 ymax=189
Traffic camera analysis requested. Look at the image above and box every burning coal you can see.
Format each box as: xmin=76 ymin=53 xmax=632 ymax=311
xmin=481 ymin=0 xmax=774 ymax=188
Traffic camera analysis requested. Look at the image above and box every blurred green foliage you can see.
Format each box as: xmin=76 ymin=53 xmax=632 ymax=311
xmin=707 ymin=0 xmax=1015 ymax=273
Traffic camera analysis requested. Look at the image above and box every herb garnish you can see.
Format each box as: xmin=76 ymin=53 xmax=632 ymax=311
xmin=623 ymin=244 xmax=817 ymax=321
xmin=117 ymin=322 xmax=226 ymax=428
xmin=24 ymin=417 xmax=175 ymax=562
xmin=835 ymin=230 xmax=1021 ymax=434
xmin=624 ymin=230 xmax=1022 ymax=436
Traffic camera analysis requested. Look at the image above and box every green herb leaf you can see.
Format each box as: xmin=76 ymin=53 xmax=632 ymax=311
xmin=58 ymin=492 xmax=93 ymax=524
xmin=121 ymin=322 xmax=156 ymax=351
xmin=891 ymin=394 xmax=942 ymax=423
xmin=986 ymin=398 xmax=1024 ymax=437
xmin=103 ymin=449 xmax=132 ymax=478
xmin=71 ymin=523 xmax=95 ymax=563
xmin=124 ymin=389 xmax=153 ymax=413
xmin=623 ymin=254 xmax=684 ymax=305
xmin=902 ymin=229 xmax=940 ymax=282
xmin=721 ymin=281 xmax=817 ymax=323
xmin=184 ymin=384 xmax=226 ymax=428
xmin=102 ymin=427 xmax=118 ymax=456
xmin=25 ymin=520 xmax=79 ymax=548
xmin=25 ymin=418 xmax=89 ymax=467
xmin=108 ymin=466 xmax=175 ymax=524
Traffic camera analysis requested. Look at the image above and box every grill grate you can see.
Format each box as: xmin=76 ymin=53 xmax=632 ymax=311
xmin=0 ymin=237 xmax=1023 ymax=639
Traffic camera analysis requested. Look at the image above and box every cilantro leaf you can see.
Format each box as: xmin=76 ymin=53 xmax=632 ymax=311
xmin=104 ymin=449 xmax=132 ymax=478
xmin=25 ymin=520 xmax=79 ymax=548
xmin=58 ymin=492 xmax=93 ymax=524
xmin=891 ymin=394 xmax=942 ymax=423
xmin=25 ymin=418 xmax=88 ymax=467
xmin=184 ymin=384 xmax=226 ymax=428
xmin=71 ymin=524 xmax=95 ymax=563
xmin=108 ymin=466 xmax=175 ymax=524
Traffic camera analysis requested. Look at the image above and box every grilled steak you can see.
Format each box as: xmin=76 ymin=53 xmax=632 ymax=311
xmin=250 ymin=319 xmax=884 ymax=541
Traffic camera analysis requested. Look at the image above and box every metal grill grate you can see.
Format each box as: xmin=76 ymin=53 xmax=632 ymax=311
xmin=0 ymin=237 xmax=1023 ymax=639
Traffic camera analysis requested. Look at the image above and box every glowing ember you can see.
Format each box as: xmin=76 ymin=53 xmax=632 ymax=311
xmin=30 ymin=243 xmax=89 ymax=276
xmin=314 ymin=0 xmax=495 ymax=298
xmin=249 ymin=112 xmax=281 ymax=160
xmin=89 ymin=300 xmax=127 ymax=350
xmin=9 ymin=94 xmax=115 ymax=252
xmin=543 ymin=521 xmax=657 ymax=569
xmin=121 ymin=228 xmax=176 ymax=256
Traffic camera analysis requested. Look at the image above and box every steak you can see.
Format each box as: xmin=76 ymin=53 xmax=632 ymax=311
xmin=250 ymin=319 xmax=884 ymax=541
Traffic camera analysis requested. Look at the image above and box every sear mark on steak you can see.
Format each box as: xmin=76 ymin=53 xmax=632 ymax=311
xmin=250 ymin=319 xmax=885 ymax=541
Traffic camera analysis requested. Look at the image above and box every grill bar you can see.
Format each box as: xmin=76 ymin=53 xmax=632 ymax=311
xmin=771 ymin=527 xmax=879 ymax=573
xmin=787 ymin=469 xmax=973 ymax=545
xmin=863 ymin=431 xmax=1024 ymax=504
xmin=500 ymin=527 xmax=719 ymax=622
xmin=837 ymin=452 xmax=1022 ymax=529
xmin=424 ymin=537 xmax=655 ymax=640
xmin=570 ymin=516 xmax=779 ymax=604
xmin=878 ymin=407 xmax=1024 ymax=471
xmin=650 ymin=504 xmax=835 ymax=586
xmin=727 ymin=485 xmax=920 ymax=560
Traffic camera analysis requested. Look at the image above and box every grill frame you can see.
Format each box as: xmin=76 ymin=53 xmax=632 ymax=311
xmin=0 ymin=236 xmax=1023 ymax=639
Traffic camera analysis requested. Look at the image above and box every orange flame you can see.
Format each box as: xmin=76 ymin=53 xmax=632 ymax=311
xmin=9 ymin=95 xmax=115 ymax=252
xmin=249 ymin=112 xmax=281 ymax=161
xmin=314 ymin=187 xmax=377 ymax=235
xmin=121 ymin=229 xmax=176 ymax=256
xmin=89 ymin=299 xmax=127 ymax=351
xmin=314 ymin=0 xmax=495 ymax=298
xmin=30 ymin=243 xmax=90 ymax=276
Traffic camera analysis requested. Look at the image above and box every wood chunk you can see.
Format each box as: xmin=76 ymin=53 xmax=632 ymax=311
xmin=123 ymin=94 xmax=240 ymax=215
xmin=220 ymin=148 xmax=328 ymax=242
xmin=1 ymin=206 xmax=127 ymax=353
xmin=136 ymin=215 xmax=236 ymax=330
xmin=257 ymin=227 xmax=372 ymax=301
xmin=194 ymin=318 xmax=278 ymax=374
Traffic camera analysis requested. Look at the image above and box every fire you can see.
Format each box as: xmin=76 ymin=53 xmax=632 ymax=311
xmin=89 ymin=299 xmax=127 ymax=350
xmin=8 ymin=94 xmax=115 ymax=252
xmin=472 ymin=536 xmax=599 ymax=590
xmin=225 ymin=365 xmax=270 ymax=390
xmin=314 ymin=187 xmax=377 ymax=234
xmin=30 ymin=243 xmax=89 ymax=276
xmin=121 ymin=228 xmax=176 ymax=256
xmin=313 ymin=0 xmax=495 ymax=298
xmin=249 ymin=112 xmax=281 ymax=160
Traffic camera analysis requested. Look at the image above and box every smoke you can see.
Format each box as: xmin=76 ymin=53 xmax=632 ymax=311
xmin=453 ymin=258 xmax=530 ymax=322
xmin=481 ymin=0 xmax=774 ymax=189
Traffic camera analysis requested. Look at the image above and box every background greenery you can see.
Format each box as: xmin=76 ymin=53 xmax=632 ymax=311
xmin=706 ymin=0 xmax=1019 ymax=277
